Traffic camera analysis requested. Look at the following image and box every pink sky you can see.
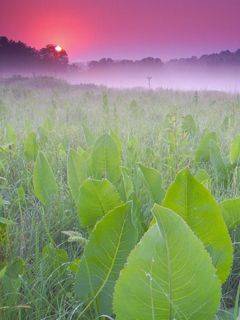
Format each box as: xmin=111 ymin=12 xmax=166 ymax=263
xmin=1 ymin=0 xmax=240 ymax=61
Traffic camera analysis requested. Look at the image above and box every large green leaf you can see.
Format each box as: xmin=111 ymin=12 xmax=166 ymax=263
xmin=121 ymin=166 xmax=134 ymax=201
xmin=114 ymin=205 xmax=221 ymax=320
xmin=220 ymin=199 xmax=240 ymax=230
xmin=209 ymin=140 xmax=228 ymax=183
xmin=0 ymin=258 xmax=25 ymax=307
xmin=139 ymin=163 xmax=165 ymax=204
xmin=75 ymin=203 xmax=137 ymax=316
xmin=67 ymin=149 xmax=90 ymax=204
xmin=195 ymin=131 xmax=217 ymax=163
xmin=110 ymin=130 xmax=122 ymax=154
xmin=5 ymin=124 xmax=17 ymax=145
xmin=33 ymin=151 xmax=58 ymax=205
xmin=78 ymin=178 xmax=122 ymax=227
xmin=5 ymin=258 xmax=26 ymax=279
xmin=182 ymin=114 xmax=196 ymax=136
xmin=41 ymin=244 xmax=69 ymax=277
xmin=24 ymin=131 xmax=39 ymax=161
xmin=162 ymin=168 xmax=232 ymax=283
xmin=91 ymin=134 xmax=121 ymax=183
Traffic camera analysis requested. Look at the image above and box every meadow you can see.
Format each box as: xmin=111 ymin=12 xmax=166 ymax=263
xmin=1 ymin=76 xmax=240 ymax=319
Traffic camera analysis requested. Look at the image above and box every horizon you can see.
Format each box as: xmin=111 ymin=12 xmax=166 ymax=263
xmin=1 ymin=0 xmax=240 ymax=62
xmin=1 ymin=35 xmax=240 ymax=64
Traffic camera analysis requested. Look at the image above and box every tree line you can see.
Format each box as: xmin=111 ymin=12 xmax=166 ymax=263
xmin=0 ymin=36 xmax=69 ymax=73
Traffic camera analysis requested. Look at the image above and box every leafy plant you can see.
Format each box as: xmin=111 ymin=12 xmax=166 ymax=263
xmin=78 ymin=178 xmax=122 ymax=227
xmin=91 ymin=134 xmax=121 ymax=183
xmin=0 ymin=218 xmax=25 ymax=315
xmin=75 ymin=202 xmax=137 ymax=316
xmin=0 ymin=258 xmax=25 ymax=308
xmin=220 ymin=199 xmax=240 ymax=230
xmin=162 ymin=168 xmax=233 ymax=283
xmin=139 ymin=163 xmax=165 ymax=203
xmin=120 ymin=166 xmax=134 ymax=201
xmin=182 ymin=114 xmax=197 ymax=136
xmin=4 ymin=124 xmax=17 ymax=146
xmin=67 ymin=148 xmax=90 ymax=204
xmin=195 ymin=131 xmax=217 ymax=163
xmin=114 ymin=205 xmax=221 ymax=320
xmin=209 ymin=139 xmax=228 ymax=184
xmin=33 ymin=151 xmax=58 ymax=205
xmin=24 ymin=131 xmax=39 ymax=161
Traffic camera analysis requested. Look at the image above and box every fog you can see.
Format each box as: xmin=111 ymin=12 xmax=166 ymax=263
xmin=1 ymin=36 xmax=240 ymax=92
xmin=65 ymin=64 xmax=240 ymax=92
xmin=1 ymin=64 xmax=240 ymax=93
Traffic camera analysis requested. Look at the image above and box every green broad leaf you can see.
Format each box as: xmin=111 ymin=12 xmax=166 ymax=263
xmin=182 ymin=114 xmax=196 ymax=135
xmin=114 ymin=205 xmax=221 ymax=320
xmin=195 ymin=131 xmax=217 ymax=163
xmin=79 ymin=178 xmax=122 ymax=227
xmin=0 ymin=259 xmax=25 ymax=307
xmin=5 ymin=124 xmax=17 ymax=145
xmin=162 ymin=168 xmax=233 ymax=283
xmin=110 ymin=130 xmax=122 ymax=154
xmin=67 ymin=149 xmax=90 ymax=204
xmin=121 ymin=167 xmax=134 ymax=200
xmin=139 ymin=163 xmax=165 ymax=204
xmin=24 ymin=131 xmax=39 ymax=161
xmin=221 ymin=115 xmax=234 ymax=131
xmin=5 ymin=258 xmax=25 ymax=279
xmin=41 ymin=244 xmax=69 ymax=277
xmin=220 ymin=199 xmax=240 ymax=230
xmin=91 ymin=134 xmax=121 ymax=184
xmin=69 ymin=258 xmax=81 ymax=273
xmin=230 ymin=134 xmax=240 ymax=165
xmin=195 ymin=168 xmax=211 ymax=189
xmin=75 ymin=202 xmax=137 ymax=316
xmin=209 ymin=140 xmax=228 ymax=183
xmin=33 ymin=151 xmax=58 ymax=206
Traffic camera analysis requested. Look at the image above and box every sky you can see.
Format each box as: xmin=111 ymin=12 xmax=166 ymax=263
xmin=1 ymin=0 xmax=240 ymax=62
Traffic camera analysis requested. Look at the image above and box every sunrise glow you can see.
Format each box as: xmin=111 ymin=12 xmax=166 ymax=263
xmin=55 ymin=45 xmax=62 ymax=52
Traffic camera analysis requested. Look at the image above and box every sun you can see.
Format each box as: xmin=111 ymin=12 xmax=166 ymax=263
xmin=55 ymin=45 xmax=63 ymax=52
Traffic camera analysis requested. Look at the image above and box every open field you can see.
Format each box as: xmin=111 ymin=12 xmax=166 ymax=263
xmin=1 ymin=77 xmax=240 ymax=319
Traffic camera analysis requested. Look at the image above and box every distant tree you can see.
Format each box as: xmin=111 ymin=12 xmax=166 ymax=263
xmin=0 ymin=36 xmax=69 ymax=73
xmin=0 ymin=36 xmax=38 ymax=69
xmin=39 ymin=44 xmax=69 ymax=65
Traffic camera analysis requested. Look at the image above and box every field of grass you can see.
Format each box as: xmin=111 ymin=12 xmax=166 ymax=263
xmin=1 ymin=77 xmax=240 ymax=319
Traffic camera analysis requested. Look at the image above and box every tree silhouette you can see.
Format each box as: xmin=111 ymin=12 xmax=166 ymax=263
xmin=39 ymin=44 xmax=68 ymax=65
xmin=0 ymin=36 xmax=69 ymax=73
xmin=0 ymin=36 xmax=38 ymax=69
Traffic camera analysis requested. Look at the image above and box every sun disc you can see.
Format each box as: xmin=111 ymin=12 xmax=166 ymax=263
xmin=55 ymin=45 xmax=62 ymax=52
